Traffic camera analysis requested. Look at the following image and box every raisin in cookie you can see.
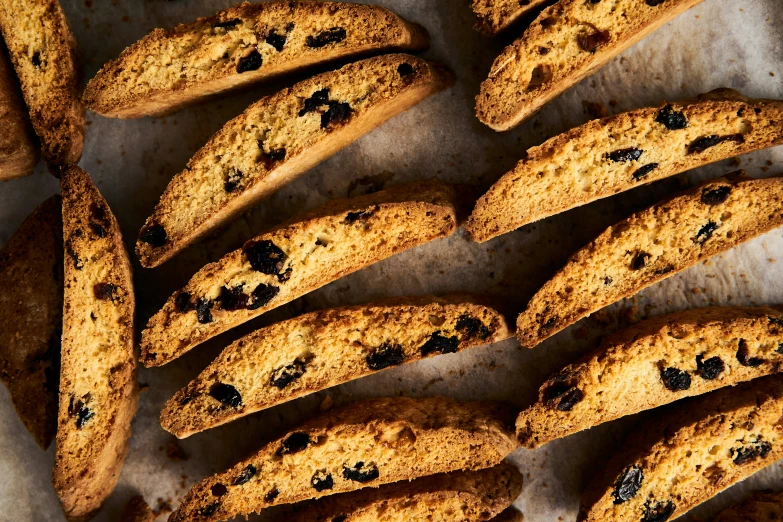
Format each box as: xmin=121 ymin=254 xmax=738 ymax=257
xmin=54 ymin=166 xmax=138 ymax=520
xmin=466 ymin=89 xmax=783 ymax=243
xmin=0 ymin=39 xmax=38 ymax=180
xmin=472 ymin=0 xmax=551 ymax=36
xmin=476 ymin=0 xmax=705 ymax=131
xmin=579 ymin=375 xmax=783 ymax=522
xmin=516 ymin=174 xmax=783 ymax=348
xmin=169 ymin=396 xmax=517 ymax=522
xmin=136 ymin=54 xmax=452 ymax=268
xmin=0 ymin=196 xmax=62 ymax=449
xmin=287 ymin=463 xmax=523 ymax=522
xmin=0 ymin=0 xmax=84 ymax=167
xmin=517 ymin=306 xmax=783 ymax=449
xmin=140 ymin=180 xmax=459 ymax=367
xmin=714 ymin=490 xmax=783 ymax=522
xmin=84 ymin=1 xmax=429 ymax=118
xmin=121 ymin=496 xmax=155 ymax=522
xmin=161 ymin=295 xmax=511 ymax=438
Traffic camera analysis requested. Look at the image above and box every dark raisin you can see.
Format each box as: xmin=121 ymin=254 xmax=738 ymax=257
xmin=233 ymin=464 xmax=256 ymax=485
xmin=65 ymin=240 xmax=83 ymax=270
xmin=607 ymin=148 xmax=643 ymax=163
xmin=321 ymin=102 xmax=352 ymax=129
xmin=556 ymin=388 xmax=583 ymax=411
xmin=695 ymin=221 xmax=719 ymax=244
xmin=633 ymin=163 xmax=659 ymax=181
xmin=737 ymin=339 xmax=764 ymax=367
xmin=701 ymin=186 xmax=732 ymax=205
xmin=266 ymin=31 xmax=287 ymax=52
xmin=612 ymin=465 xmax=643 ymax=504
xmin=259 ymin=147 xmax=287 ymax=169
xmin=31 ymin=52 xmax=42 ymax=67
xmin=90 ymin=222 xmax=107 ymax=238
xmin=243 ymin=240 xmax=287 ymax=275
xmin=758 ymin=441 xmax=772 ymax=458
xmin=264 ymin=487 xmax=279 ymax=502
xmin=646 ymin=0 xmax=666 ymax=5
xmin=237 ymin=50 xmax=263 ymax=73
xmin=311 ymin=470 xmax=333 ymax=491
xmin=93 ymin=282 xmax=118 ymax=301
xmin=213 ymin=18 xmax=241 ymax=29
xmin=179 ymin=394 xmax=195 ymax=406
xmin=210 ymin=483 xmax=228 ymax=497
xmin=196 ymin=299 xmax=213 ymax=324
xmin=687 ymin=134 xmax=745 ymax=154
xmin=366 ymin=343 xmax=406 ymax=370
xmin=198 ymin=503 xmax=220 ymax=516
xmin=695 ymin=355 xmax=724 ymax=380
xmin=655 ymin=105 xmax=688 ymax=130
xmin=68 ymin=395 xmax=95 ymax=429
xmin=209 ymin=383 xmax=242 ymax=408
xmin=732 ymin=440 xmax=771 ymax=465
xmin=249 ymin=283 xmax=279 ymax=310
xmin=642 ymin=500 xmax=675 ymax=522
xmin=541 ymin=316 xmax=557 ymax=331
xmin=342 ymin=462 xmax=379 ymax=483
xmin=420 ymin=332 xmax=459 ymax=356
xmin=344 ymin=208 xmax=377 ymax=224
xmin=224 ymin=168 xmax=243 ymax=192
xmin=660 ymin=367 xmax=691 ymax=391
xmin=277 ymin=432 xmax=312 ymax=456
xmin=277 ymin=268 xmax=292 ymax=283
xmin=577 ymin=23 xmax=610 ymax=53
xmin=175 ymin=292 xmax=192 ymax=312
xmin=604 ymin=276 xmax=613 ymax=285
xmin=397 ymin=63 xmax=414 ymax=76
xmin=455 ymin=315 xmax=491 ymax=340
xmin=299 ymin=88 xmax=330 ymax=116
xmin=140 ymin=224 xmax=167 ymax=247
xmin=542 ymin=382 xmax=583 ymax=411
xmin=630 ymin=251 xmax=651 ymax=270
xmin=270 ymin=358 xmax=307 ymax=388
xmin=218 ymin=285 xmax=250 ymax=311
xmin=306 ymin=27 xmax=347 ymax=48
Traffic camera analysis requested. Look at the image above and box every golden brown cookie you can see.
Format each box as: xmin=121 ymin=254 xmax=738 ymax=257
xmin=0 ymin=38 xmax=38 ymax=180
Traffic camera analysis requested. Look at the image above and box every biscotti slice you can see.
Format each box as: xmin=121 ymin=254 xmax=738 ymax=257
xmin=516 ymin=174 xmax=783 ymax=348
xmin=169 ymin=396 xmax=517 ymax=522
xmin=83 ymin=2 xmax=430 ymax=118
xmin=0 ymin=0 xmax=84 ymax=167
xmin=466 ymin=89 xmax=783 ymax=242
xmin=517 ymin=306 xmax=783 ymax=449
xmin=120 ymin=496 xmax=155 ymax=522
xmin=472 ymin=0 xmax=551 ymax=36
xmin=476 ymin=0 xmax=705 ymax=130
xmin=54 ymin=166 xmax=138 ymax=521
xmin=287 ymin=463 xmax=523 ymax=522
xmin=0 ymin=196 xmax=62 ymax=449
xmin=0 ymin=39 xmax=38 ymax=180
xmin=161 ymin=295 xmax=511 ymax=438
xmin=140 ymin=181 xmax=459 ymax=367
xmin=136 ymin=54 xmax=452 ymax=267
xmin=714 ymin=490 xmax=783 ymax=522
xmin=578 ymin=375 xmax=783 ymax=522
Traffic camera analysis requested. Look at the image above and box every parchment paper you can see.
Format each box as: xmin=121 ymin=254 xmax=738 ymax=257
xmin=1 ymin=0 xmax=782 ymax=520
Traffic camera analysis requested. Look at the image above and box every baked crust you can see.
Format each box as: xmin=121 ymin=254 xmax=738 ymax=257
xmin=516 ymin=174 xmax=783 ymax=348
xmin=466 ymin=89 xmax=783 ymax=243
xmin=83 ymin=1 xmax=429 ymax=118
xmin=0 ymin=38 xmax=38 ymax=180
xmin=136 ymin=53 xmax=453 ymax=267
xmin=471 ymin=0 xmax=551 ymax=36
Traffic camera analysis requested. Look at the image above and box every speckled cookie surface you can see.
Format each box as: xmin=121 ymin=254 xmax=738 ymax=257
xmin=169 ymin=396 xmax=517 ymax=522
xmin=471 ymin=0 xmax=550 ymax=35
xmin=0 ymin=39 xmax=38 ymax=180
xmin=714 ymin=490 xmax=783 ymax=522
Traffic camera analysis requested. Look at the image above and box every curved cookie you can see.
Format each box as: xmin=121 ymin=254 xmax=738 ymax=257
xmin=714 ymin=490 xmax=783 ymax=522
xmin=140 ymin=181 xmax=459 ymax=367
xmin=83 ymin=1 xmax=429 ymax=118
xmin=54 ymin=166 xmax=138 ymax=521
xmin=0 ymin=39 xmax=38 ymax=180
xmin=517 ymin=306 xmax=783 ymax=449
xmin=579 ymin=375 xmax=783 ymax=522
xmin=472 ymin=0 xmax=551 ymax=35
xmin=466 ymin=89 xmax=783 ymax=243
xmin=0 ymin=0 xmax=84 ymax=167
xmin=516 ymin=174 xmax=783 ymax=348
xmin=169 ymin=396 xmax=517 ymax=522
xmin=287 ymin=463 xmax=523 ymax=522
xmin=0 ymin=196 xmax=62 ymax=449
xmin=136 ymin=54 xmax=452 ymax=267
xmin=476 ymin=0 xmax=705 ymax=131
xmin=161 ymin=295 xmax=511 ymax=438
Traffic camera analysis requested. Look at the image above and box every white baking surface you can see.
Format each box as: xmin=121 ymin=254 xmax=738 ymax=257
xmin=1 ymin=0 xmax=782 ymax=520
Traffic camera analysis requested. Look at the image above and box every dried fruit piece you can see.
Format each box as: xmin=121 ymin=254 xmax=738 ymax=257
xmin=630 ymin=251 xmax=652 ymax=270
xmin=420 ymin=332 xmax=459 ymax=356
xmin=312 ymin=470 xmax=334 ymax=491
xmin=655 ymin=105 xmax=688 ymax=130
xmin=456 ymin=315 xmax=491 ymax=339
xmin=397 ymin=63 xmax=414 ymax=76
xmin=249 ymin=283 xmax=279 ymax=310
xmin=642 ymin=500 xmax=676 ymax=522
xmin=224 ymin=169 xmax=243 ymax=192
xmin=237 ymin=50 xmax=263 ymax=73
xmin=243 ymin=240 xmax=287 ymax=275
xmin=731 ymin=439 xmax=772 ymax=465
xmin=695 ymin=355 xmax=724 ymax=380
xmin=632 ymin=163 xmax=659 ymax=181
xmin=175 ymin=292 xmax=192 ymax=312
xmin=700 ymin=186 xmax=732 ymax=205
xmin=140 ymin=224 xmax=167 ymax=246
xmin=736 ymin=340 xmax=764 ymax=367
xmin=196 ymin=299 xmax=213 ymax=324
xmin=307 ymin=28 xmax=347 ymax=48
xmin=612 ymin=466 xmax=643 ymax=504
xmin=543 ymin=381 xmax=584 ymax=411
xmin=218 ymin=285 xmax=250 ymax=311
xmin=607 ymin=148 xmax=643 ymax=163
xmin=265 ymin=32 xmax=286 ymax=52
xmin=695 ymin=221 xmax=719 ymax=244
xmin=660 ymin=367 xmax=691 ymax=391
xmin=277 ymin=432 xmax=312 ymax=456
xmin=688 ymin=134 xmax=745 ymax=154
xmin=366 ymin=343 xmax=405 ymax=370
xmin=342 ymin=462 xmax=379 ymax=483
xmin=93 ymin=283 xmax=118 ymax=301
xmin=344 ymin=208 xmax=377 ymax=224
xmin=233 ymin=464 xmax=256 ymax=486
xmin=577 ymin=22 xmax=610 ymax=53
xmin=209 ymin=383 xmax=242 ymax=408
xmin=270 ymin=359 xmax=307 ymax=388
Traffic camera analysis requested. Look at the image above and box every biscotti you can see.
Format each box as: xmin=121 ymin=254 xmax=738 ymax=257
xmin=83 ymin=1 xmax=430 ymax=118
xmin=476 ymin=0 xmax=705 ymax=130
xmin=120 ymin=496 xmax=155 ymax=522
xmin=169 ymin=396 xmax=517 ymax=522
xmin=714 ymin=490 xmax=783 ymax=522
xmin=54 ymin=166 xmax=138 ymax=520
xmin=0 ymin=0 xmax=84 ymax=167
xmin=136 ymin=54 xmax=452 ymax=267
xmin=516 ymin=174 xmax=783 ymax=348
xmin=579 ymin=375 xmax=783 ymax=522
xmin=0 ymin=196 xmax=62 ymax=449
xmin=140 ymin=181 xmax=459 ymax=367
xmin=472 ymin=0 xmax=550 ymax=35
xmin=161 ymin=295 xmax=511 ymax=438
xmin=517 ymin=306 xmax=783 ymax=449
xmin=466 ymin=89 xmax=783 ymax=243
xmin=287 ymin=463 xmax=523 ymax=522
xmin=0 ymin=39 xmax=38 ymax=180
